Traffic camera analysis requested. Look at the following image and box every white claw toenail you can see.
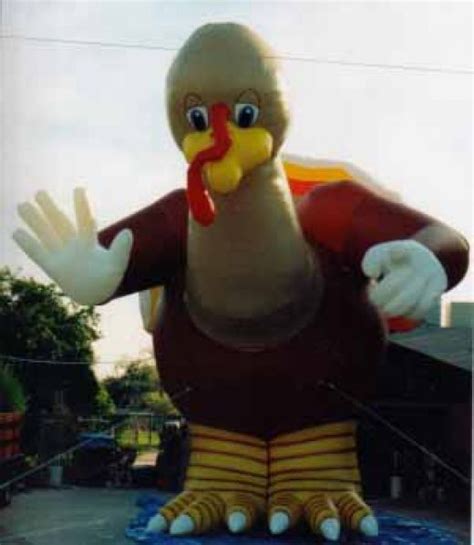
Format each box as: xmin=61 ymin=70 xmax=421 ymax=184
xmin=320 ymin=518 xmax=341 ymax=541
xmin=228 ymin=511 xmax=247 ymax=533
xmin=360 ymin=515 xmax=379 ymax=537
xmin=269 ymin=512 xmax=290 ymax=535
xmin=145 ymin=513 xmax=168 ymax=534
xmin=170 ymin=514 xmax=195 ymax=535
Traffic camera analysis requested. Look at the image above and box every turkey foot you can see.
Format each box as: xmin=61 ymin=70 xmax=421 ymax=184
xmin=146 ymin=424 xmax=267 ymax=535
xmin=268 ymin=420 xmax=378 ymax=540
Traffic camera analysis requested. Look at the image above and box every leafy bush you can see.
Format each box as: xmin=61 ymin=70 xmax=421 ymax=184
xmin=0 ymin=267 xmax=101 ymax=415
xmin=0 ymin=365 xmax=27 ymax=412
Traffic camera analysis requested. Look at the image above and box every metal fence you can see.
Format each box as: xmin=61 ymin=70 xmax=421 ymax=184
xmin=77 ymin=412 xmax=170 ymax=449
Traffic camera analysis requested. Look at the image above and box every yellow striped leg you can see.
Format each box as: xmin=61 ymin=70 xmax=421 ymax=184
xmin=146 ymin=491 xmax=196 ymax=533
xmin=177 ymin=492 xmax=226 ymax=534
xmin=334 ymin=490 xmax=375 ymax=533
xmin=304 ymin=493 xmax=340 ymax=539
xmin=269 ymin=420 xmax=377 ymax=540
xmin=168 ymin=424 xmax=267 ymax=535
xmin=268 ymin=492 xmax=303 ymax=534
xmin=223 ymin=492 xmax=264 ymax=533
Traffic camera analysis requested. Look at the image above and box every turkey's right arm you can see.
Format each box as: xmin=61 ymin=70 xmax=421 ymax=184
xmin=98 ymin=189 xmax=187 ymax=300
xmin=13 ymin=188 xmax=187 ymax=305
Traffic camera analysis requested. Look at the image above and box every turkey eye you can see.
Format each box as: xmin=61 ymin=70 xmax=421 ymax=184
xmin=234 ymin=103 xmax=259 ymax=128
xmin=186 ymin=106 xmax=209 ymax=132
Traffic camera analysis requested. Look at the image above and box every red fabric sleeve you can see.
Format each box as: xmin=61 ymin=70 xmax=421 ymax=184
xmin=98 ymin=189 xmax=188 ymax=298
xmin=298 ymin=181 xmax=469 ymax=289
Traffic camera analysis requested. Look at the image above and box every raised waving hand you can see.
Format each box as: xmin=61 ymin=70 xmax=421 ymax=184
xmin=13 ymin=188 xmax=133 ymax=305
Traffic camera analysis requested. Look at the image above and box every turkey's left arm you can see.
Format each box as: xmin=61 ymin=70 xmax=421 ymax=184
xmin=299 ymin=181 xmax=469 ymax=318
xmin=344 ymin=184 xmax=468 ymax=291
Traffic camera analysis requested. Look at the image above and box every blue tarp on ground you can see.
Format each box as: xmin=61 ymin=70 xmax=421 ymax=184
xmin=79 ymin=432 xmax=117 ymax=449
xmin=125 ymin=494 xmax=464 ymax=544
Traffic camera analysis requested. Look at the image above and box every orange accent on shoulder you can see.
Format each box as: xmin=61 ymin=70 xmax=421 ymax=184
xmin=284 ymin=162 xmax=352 ymax=182
xmin=287 ymin=178 xmax=328 ymax=196
xmin=283 ymin=160 xmax=354 ymax=196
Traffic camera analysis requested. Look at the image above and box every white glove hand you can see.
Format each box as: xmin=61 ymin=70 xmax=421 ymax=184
xmin=362 ymin=240 xmax=447 ymax=320
xmin=13 ymin=188 xmax=133 ymax=306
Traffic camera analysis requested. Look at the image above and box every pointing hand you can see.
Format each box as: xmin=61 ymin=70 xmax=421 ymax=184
xmin=362 ymin=240 xmax=447 ymax=320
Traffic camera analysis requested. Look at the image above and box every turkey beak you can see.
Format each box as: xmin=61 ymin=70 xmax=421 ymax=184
xmin=182 ymin=105 xmax=273 ymax=195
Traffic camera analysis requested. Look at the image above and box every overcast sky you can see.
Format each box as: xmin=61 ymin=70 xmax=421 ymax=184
xmin=1 ymin=1 xmax=472 ymax=374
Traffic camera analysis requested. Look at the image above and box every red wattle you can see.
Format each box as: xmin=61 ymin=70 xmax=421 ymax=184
xmin=186 ymin=103 xmax=231 ymax=226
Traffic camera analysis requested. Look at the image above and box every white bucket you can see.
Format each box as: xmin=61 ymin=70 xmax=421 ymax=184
xmin=390 ymin=475 xmax=402 ymax=499
xmin=49 ymin=464 xmax=63 ymax=487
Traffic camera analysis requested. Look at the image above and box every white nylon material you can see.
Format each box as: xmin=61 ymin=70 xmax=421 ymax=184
xmin=13 ymin=188 xmax=133 ymax=306
xmin=362 ymin=240 xmax=448 ymax=320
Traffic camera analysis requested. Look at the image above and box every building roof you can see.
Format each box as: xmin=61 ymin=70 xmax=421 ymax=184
xmin=390 ymin=325 xmax=472 ymax=372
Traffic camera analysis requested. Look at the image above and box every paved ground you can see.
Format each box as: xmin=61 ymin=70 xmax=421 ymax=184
xmin=133 ymin=449 xmax=157 ymax=467
xmin=0 ymin=487 xmax=173 ymax=545
xmin=0 ymin=487 xmax=470 ymax=544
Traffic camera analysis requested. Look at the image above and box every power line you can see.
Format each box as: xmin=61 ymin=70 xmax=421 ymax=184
xmin=275 ymin=53 xmax=473 ymax=76
xmin=319 ymin=380 xmax=470 ymax=486
xmin=1 ymin=34 xmax=178 ymax=52
xmin=2 ymin=33 xmax=472 ymax=76
xmin=0 ymin=353 xmax=155 ymax=366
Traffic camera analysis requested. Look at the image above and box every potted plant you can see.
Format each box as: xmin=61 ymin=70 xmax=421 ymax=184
xmin=0 ymin=365 xmax=27 ymax=506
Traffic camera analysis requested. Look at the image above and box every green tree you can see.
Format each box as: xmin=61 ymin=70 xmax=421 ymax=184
xmin=0 ymin=267 xmax=102 ymax=415
xmin=94 ymin=383 xmax=116 ymax=416
xmin=0 ymin=365 xmax=27 ymax=412
xmin=141 ymin=391 xmax=178 ymax=415
xmin=104 ymin=359 xmax=176 ymax=415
